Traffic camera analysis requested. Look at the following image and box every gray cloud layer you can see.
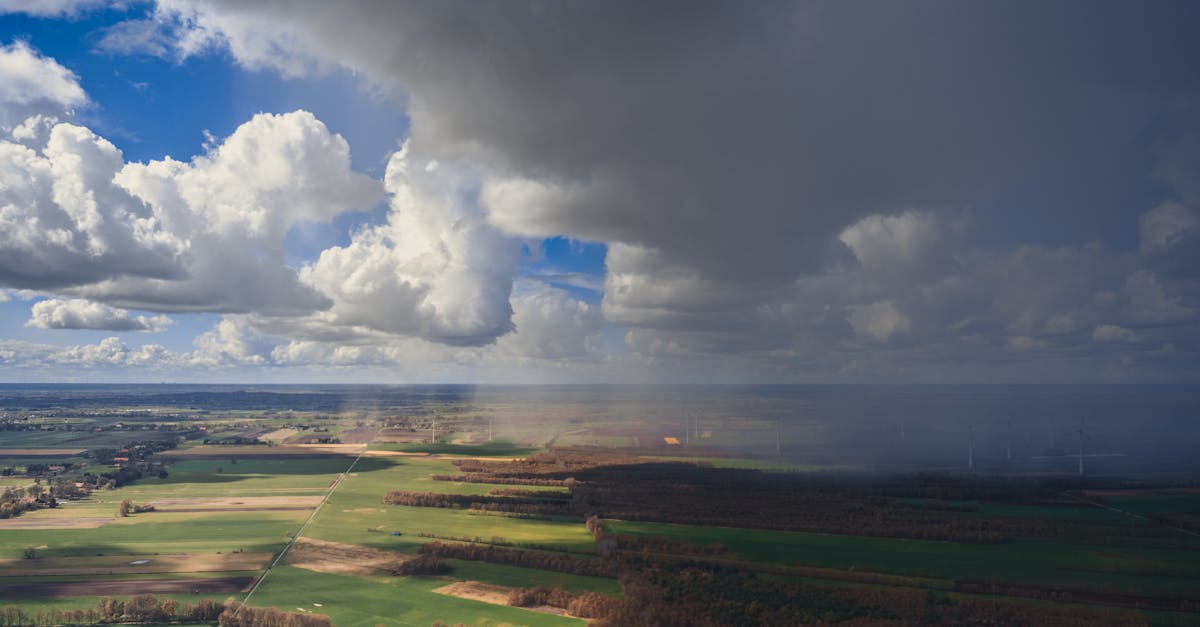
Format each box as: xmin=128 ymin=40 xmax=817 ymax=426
xmin=2 ymin=1 xmax=1199 ymax=380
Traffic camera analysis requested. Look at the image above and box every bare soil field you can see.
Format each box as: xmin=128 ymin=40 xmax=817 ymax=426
xmin=0 ymin=576 xmax=252 ymax=598
xmin=433 ymin=581 xmax=568 ymax=616
xmin=0 ymin=552 xmax=270 ymax=577
xmin=339 ymin=425 xmax=381 ymax=444
xmin=259 ymin=428 xmax=300 ymax=443
xmin=284 ymin=538 xmax=411 ymax=577
xmin=150 ymin=496 xmax=323 ymax=512
xmin=0 ymin=517 xmax=110 ymax=530
xmin=375 ymin=428 xmax=428 ymax=443
xmin=433 ymin=581 xmax=512 ymax=605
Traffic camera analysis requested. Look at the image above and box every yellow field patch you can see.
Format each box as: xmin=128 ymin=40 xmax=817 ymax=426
xmin=259 ymin=428 xmax=300 ymax=443
xmin=150 ymin=495 xmax=324 ymax=511
xmin=0 ymin=516 xmax=110 ymax=529
xmin=433 ymin=581 xmax=513 ymax=605
xmin=361 ymin=450 xmax=430 ymax=457
xmin=293 ymin=443 xmax=367 ymax=454
xmin=284 ymin=538 xmax=410 ymax=576
xmin=433 ymin=581 xmax=569 ymax=616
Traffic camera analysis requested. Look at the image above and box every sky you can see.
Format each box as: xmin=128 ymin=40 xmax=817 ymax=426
xmin=0 ymin=0 xmax=1198 ymax=384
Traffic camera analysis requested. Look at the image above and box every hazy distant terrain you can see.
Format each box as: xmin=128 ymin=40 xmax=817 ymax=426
xmin=1 ymin=384 xmax=1199 ymax=625
xmin=3 ymin=384 xmax=1197 ymax=475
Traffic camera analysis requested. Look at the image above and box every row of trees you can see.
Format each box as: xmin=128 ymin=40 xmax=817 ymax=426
xmin=449 ymin=450 xmax=639 ymax=478
xmin=0 ymin=595 xmax=222 ymax=626
xmin=0 ymin=485 xmax=56 ymax=519
xmin=392 ymin=554 xmax=454 ymax=576
xmin=583 ymin=560 xmax=1150 ymax=627
xmin=487 ymin=487 xmax=571 ymax=499
xmin=382 ymin=490 xmax=575 ymax=518
xmin=506 ymin=586 xmax=574 ymax=608
xmin=430 ymin=474 xmax=568 ymax=487
xmin=118 ymin=499 xmax=155 ymax=517
xmin=0 ymin=596 xmax=340 ymax=626
xmin=415 ymin=531 xmax=580 ymax=555
xmin=418 ymin=542 xmax=618 ymax=578
xmin=502 ymin=586 xmax=616 ymax=619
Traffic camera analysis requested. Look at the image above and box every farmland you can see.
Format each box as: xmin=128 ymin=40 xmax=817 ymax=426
xmin=0 ymin=384 xmax=1198 ymax=625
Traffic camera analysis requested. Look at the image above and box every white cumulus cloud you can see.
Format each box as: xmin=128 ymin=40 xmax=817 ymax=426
xmin=298 ymin=145 xmax=519 ymax=345
xmin=0 ymin=1 xmax=105 ymax=17
xmin=73 ymin=110 xmax=382 ymax=315
xmin=26 ymin=298 xmax=173 ymax=331
xmin=0 ymin=122 xmax=186 ymax=289
xmin=0 ymin=40 xmax=86 ymax=127
xmin=495 ymin=284 xmax=603 ymax=360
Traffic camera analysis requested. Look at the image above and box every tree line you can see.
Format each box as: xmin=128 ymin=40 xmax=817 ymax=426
xmin=0 ymin=595 xmax=222 ymax=626
xmin=430 ymin=474 xmax=569 ymax=487
xmin=418 ymin=542 xmax=619 ymax=578
xmin=429 ymin=449 xmax=1175 ymax=546
xmin=0 ymin=596 xmax=332 ymax=627
xmin=383 ymin=490 xmax=575 ymax=518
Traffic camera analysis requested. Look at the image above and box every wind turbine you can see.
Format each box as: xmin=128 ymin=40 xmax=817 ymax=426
xmin=1075 ymin=418 xmax=1088 ymax=477
xmin=967 ymin=424 xmax=975 ymax=470
xmin=1005 ymin=418 xmax=1013 ymax=462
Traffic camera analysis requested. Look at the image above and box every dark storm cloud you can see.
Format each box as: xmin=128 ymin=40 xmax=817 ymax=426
xmin=156 ymin=0 xmax=1200 ymax=269
xmin=28 ymin=0 xmax=1200 ymax=378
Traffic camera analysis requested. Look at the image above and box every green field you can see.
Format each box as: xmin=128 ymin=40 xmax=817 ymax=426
xmin=1104 ymin=493 xmax=1200 ymax=515
xmin=0 ymin=511 xmax=304 ymax=559
xmin=2 ymin=404 xmax=1199 ymax=626
xmin=301 ymin=457 xmax=594 ymax=552
xmin=606 ymin=519 xmax=1200 ymax=600
xmin=248 ymin=566 xmax=583 ymax=627
xmin=2 ymin=444 xmax=609 ymax=625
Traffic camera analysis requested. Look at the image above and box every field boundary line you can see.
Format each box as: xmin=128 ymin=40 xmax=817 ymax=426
xmin=239 ymin=449 xmax=366 ymax=608
xmin=1063 ymin=491 xmax=1200 ymax=538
